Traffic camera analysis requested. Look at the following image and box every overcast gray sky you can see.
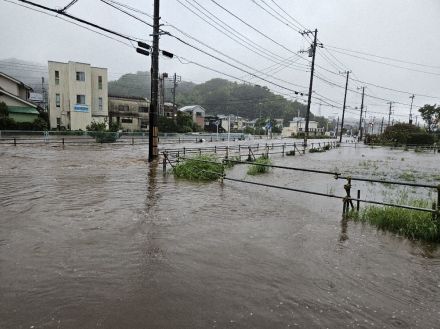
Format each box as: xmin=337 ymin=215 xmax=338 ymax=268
xmin=1 ymin=0 xmax=439 ymax=120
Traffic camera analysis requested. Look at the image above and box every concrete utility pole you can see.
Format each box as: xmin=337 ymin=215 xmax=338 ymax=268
xmin=172 ymin=73 xmax=177 ymax=111
xmin=339 ymin=71 xmax=350 ymax=143
xmin=380 ymin=117 xmax=384 ymax=134
xmin=300 ymin=28 xmax=321 ymax=147
xmin=387 ymin=101 xmax=393 ymax=129
xmin=409 ymin=94 xmax=415 ymax=125
xmin=335 ymin=116 xmax=339 ymax=139
xmin=358 ymin=86 xmax=365 ymax=142
xmin=149 ymin=0 xmax=160 ymax=162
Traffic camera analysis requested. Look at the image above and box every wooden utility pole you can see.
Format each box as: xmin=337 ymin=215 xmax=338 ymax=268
xmin=149 ymin=0 xmax=160 ymax=162
xmin=339 ymin=71 xmax=350 ymax=143
xmin=172 ymin=73 xmax=177 ymax=111
xmin=358 ymin=86 xmax=365 ymax=142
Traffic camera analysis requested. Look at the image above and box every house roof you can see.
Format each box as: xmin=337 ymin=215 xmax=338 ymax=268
xmin=178 ymin=105 xmax=206 ymax=113
xmin=0 ymin=72 xmax=33 ymax=91
xmin=0 ymin=88 xmax=39 ymax=108
xmin=7 ymin=106 xmax=40 ymax=115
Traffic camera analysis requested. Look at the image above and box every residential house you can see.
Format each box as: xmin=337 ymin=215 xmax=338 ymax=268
xmin=0 ymin=72 xmax=40 ymax=122
xmin=48 ymin=61 xmax=108 ymax=130
xmin=178 ymin=105 xmax=206 ymax=128
xmin=281 ymin=117 xmax=324 ymax=137
xmin=108 ymin=95 xmax=150 ymax=131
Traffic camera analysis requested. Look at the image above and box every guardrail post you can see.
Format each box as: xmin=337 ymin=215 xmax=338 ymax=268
xmin=343 ymin=177 xmax=354 ymax=215
xmin=357 ymin=189 xmax=360 ymax=211
xmin=162 ymin=153 xmax=167 ymax=172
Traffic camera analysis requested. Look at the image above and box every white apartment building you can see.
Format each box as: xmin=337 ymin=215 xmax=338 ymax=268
xmin=48 ymin=61 xmax=108 ymax=130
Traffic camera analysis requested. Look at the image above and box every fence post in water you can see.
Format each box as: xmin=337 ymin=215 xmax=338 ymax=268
xmin=162 ymin=153 xmax=167 ymax=172
xmin=225 ymin=146 xmax=229 ymax=159
xmin=282 ymin=144 xmax=285 ymax=156
xmin=14 ymin=137 xmax=16 ymax=146
xmin=62 ymin=138 xmax=65 ymax=148
xmin=183 ymin=147 xmax=186 ymax=156
xmin=357 ymin=190 xmax=360 ymax=211
xmin=238 ymin=144 xmax=241 ymax=154
xmin=177 ymin=151 xmax=180 ymax=163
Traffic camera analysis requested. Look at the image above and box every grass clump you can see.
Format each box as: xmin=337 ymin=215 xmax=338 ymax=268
xmin=348 ymin=199 xmax=440 ymax=242
xmin=247 ymin=155 xmax=271 ymax=175
xmin=173 ymin=155 xmax=223 ymax=181
xmin=223 ymin=156 xmax=241 ymax=169
xmin=309 ymin=147 xmax=325 ymax=153
xmin=398 ymin=171 xmax=416 ymax=182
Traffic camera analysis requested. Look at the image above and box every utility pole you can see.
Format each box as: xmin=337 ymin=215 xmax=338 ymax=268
xmin=335 ymin=116 xmax=339 ymax=139
xmin=339 ymin=71 xmax=350 ymax=143
xmin=172 ymin=73 xmax=177 ymax=111
xmin=380 ymin=117 xmax=384 ymax=134
xmin=358 ymin=86 xmax=365 ymax=142
xmin=300 ymin=28 xmax=321 ymax=147
xmin=149 ymin=0 xmax=160 ymax=162
xmin=409 ymin=94 xmax=415 ymax=125
xmin=387 ymin=101 xmax=393 ymax=129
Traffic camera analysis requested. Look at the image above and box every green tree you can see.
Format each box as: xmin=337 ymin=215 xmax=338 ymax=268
xmin=0 ymin=101 xmax=8 ymax=118
xmin=418 ymin=104 xmax=439 ymax=132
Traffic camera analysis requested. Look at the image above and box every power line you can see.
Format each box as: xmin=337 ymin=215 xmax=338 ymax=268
xmin=326 ymin=45 xmax=440 ymax=70
xmin=13 ymin=0 xmax=144 ymax=43
xmin=250 ymin=0 xmax=301 ymax=33
xmin=163 ymin=32 xmax=308 ymax=94
xmin=98 ymin=0 xmax=153 ymax=28
xmin=3 ymin=0 xmax=136 ymax=47
xmin=208 ymin=0 xmax=308 ymax=62
xmin=327 ymin=48 xmax=440 ymax=77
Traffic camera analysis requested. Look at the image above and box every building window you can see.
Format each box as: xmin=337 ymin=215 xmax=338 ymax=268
xmin=98 ymin=76 xmax=103 ymax=89
xmin=56 ymin=93 xmax=60 ymax=107
xmin=118 ymin=105 xmax=129 ymax=111
xmin=55 ymin=71 xmax=60 ymax=85
xmin=76 ymin=94 xmax=86 ymax=104
xmin=196 ymin=111 xmax=203 ymax=117
xmin=139 ymin=106 xmax=148 ymax=113
xmin=98 ymin=97 xmax=103 ymax=111
xmin=76 ymin=71 xmax=85 ymax=81
xmin=121 ymin=118 xmax=133 ymax=123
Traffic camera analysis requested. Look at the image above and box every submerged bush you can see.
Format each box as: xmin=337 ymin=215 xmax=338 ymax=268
xmin=349 ymin=199 xmax=440 ymax=242
xmin=173 ymin=155 xmax=223 ymax=181
xmin=247 ymin=155 xmax=271 ymax=175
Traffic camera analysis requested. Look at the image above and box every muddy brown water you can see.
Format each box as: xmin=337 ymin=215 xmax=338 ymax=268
xmin=0 ymin=141 xmax=439 ymax=328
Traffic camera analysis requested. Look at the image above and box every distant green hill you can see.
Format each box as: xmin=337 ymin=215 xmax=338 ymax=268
xmin=109 ymin=72 xmax=327 ymax=126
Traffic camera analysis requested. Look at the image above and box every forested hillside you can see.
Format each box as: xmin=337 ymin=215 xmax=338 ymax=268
xmin=109 ymin=72 xmax=327 ymax=126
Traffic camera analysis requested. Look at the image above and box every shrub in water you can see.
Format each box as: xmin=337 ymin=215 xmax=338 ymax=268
xmin=173 ymin=155 xmax=223 ymax=181
xmin=348 ymin=199 xmax=440 ymax=242
xmin=247 ymin=155 xmax=271 ymax=175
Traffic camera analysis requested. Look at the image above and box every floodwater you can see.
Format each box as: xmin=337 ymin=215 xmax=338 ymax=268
xmin=0 ymin=141 xmax=439 ymax=328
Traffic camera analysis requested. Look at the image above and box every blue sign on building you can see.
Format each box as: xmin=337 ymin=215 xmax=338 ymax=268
xmin=74 ymin=105 xmax=89 ymax=113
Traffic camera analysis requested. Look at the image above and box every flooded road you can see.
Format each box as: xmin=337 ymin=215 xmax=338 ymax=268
xmin=1 ymin=142 xmax=439 ymax=328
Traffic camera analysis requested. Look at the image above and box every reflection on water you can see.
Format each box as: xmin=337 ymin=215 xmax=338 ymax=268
xmin=0 ymin=143 xmax=439 ymax=328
